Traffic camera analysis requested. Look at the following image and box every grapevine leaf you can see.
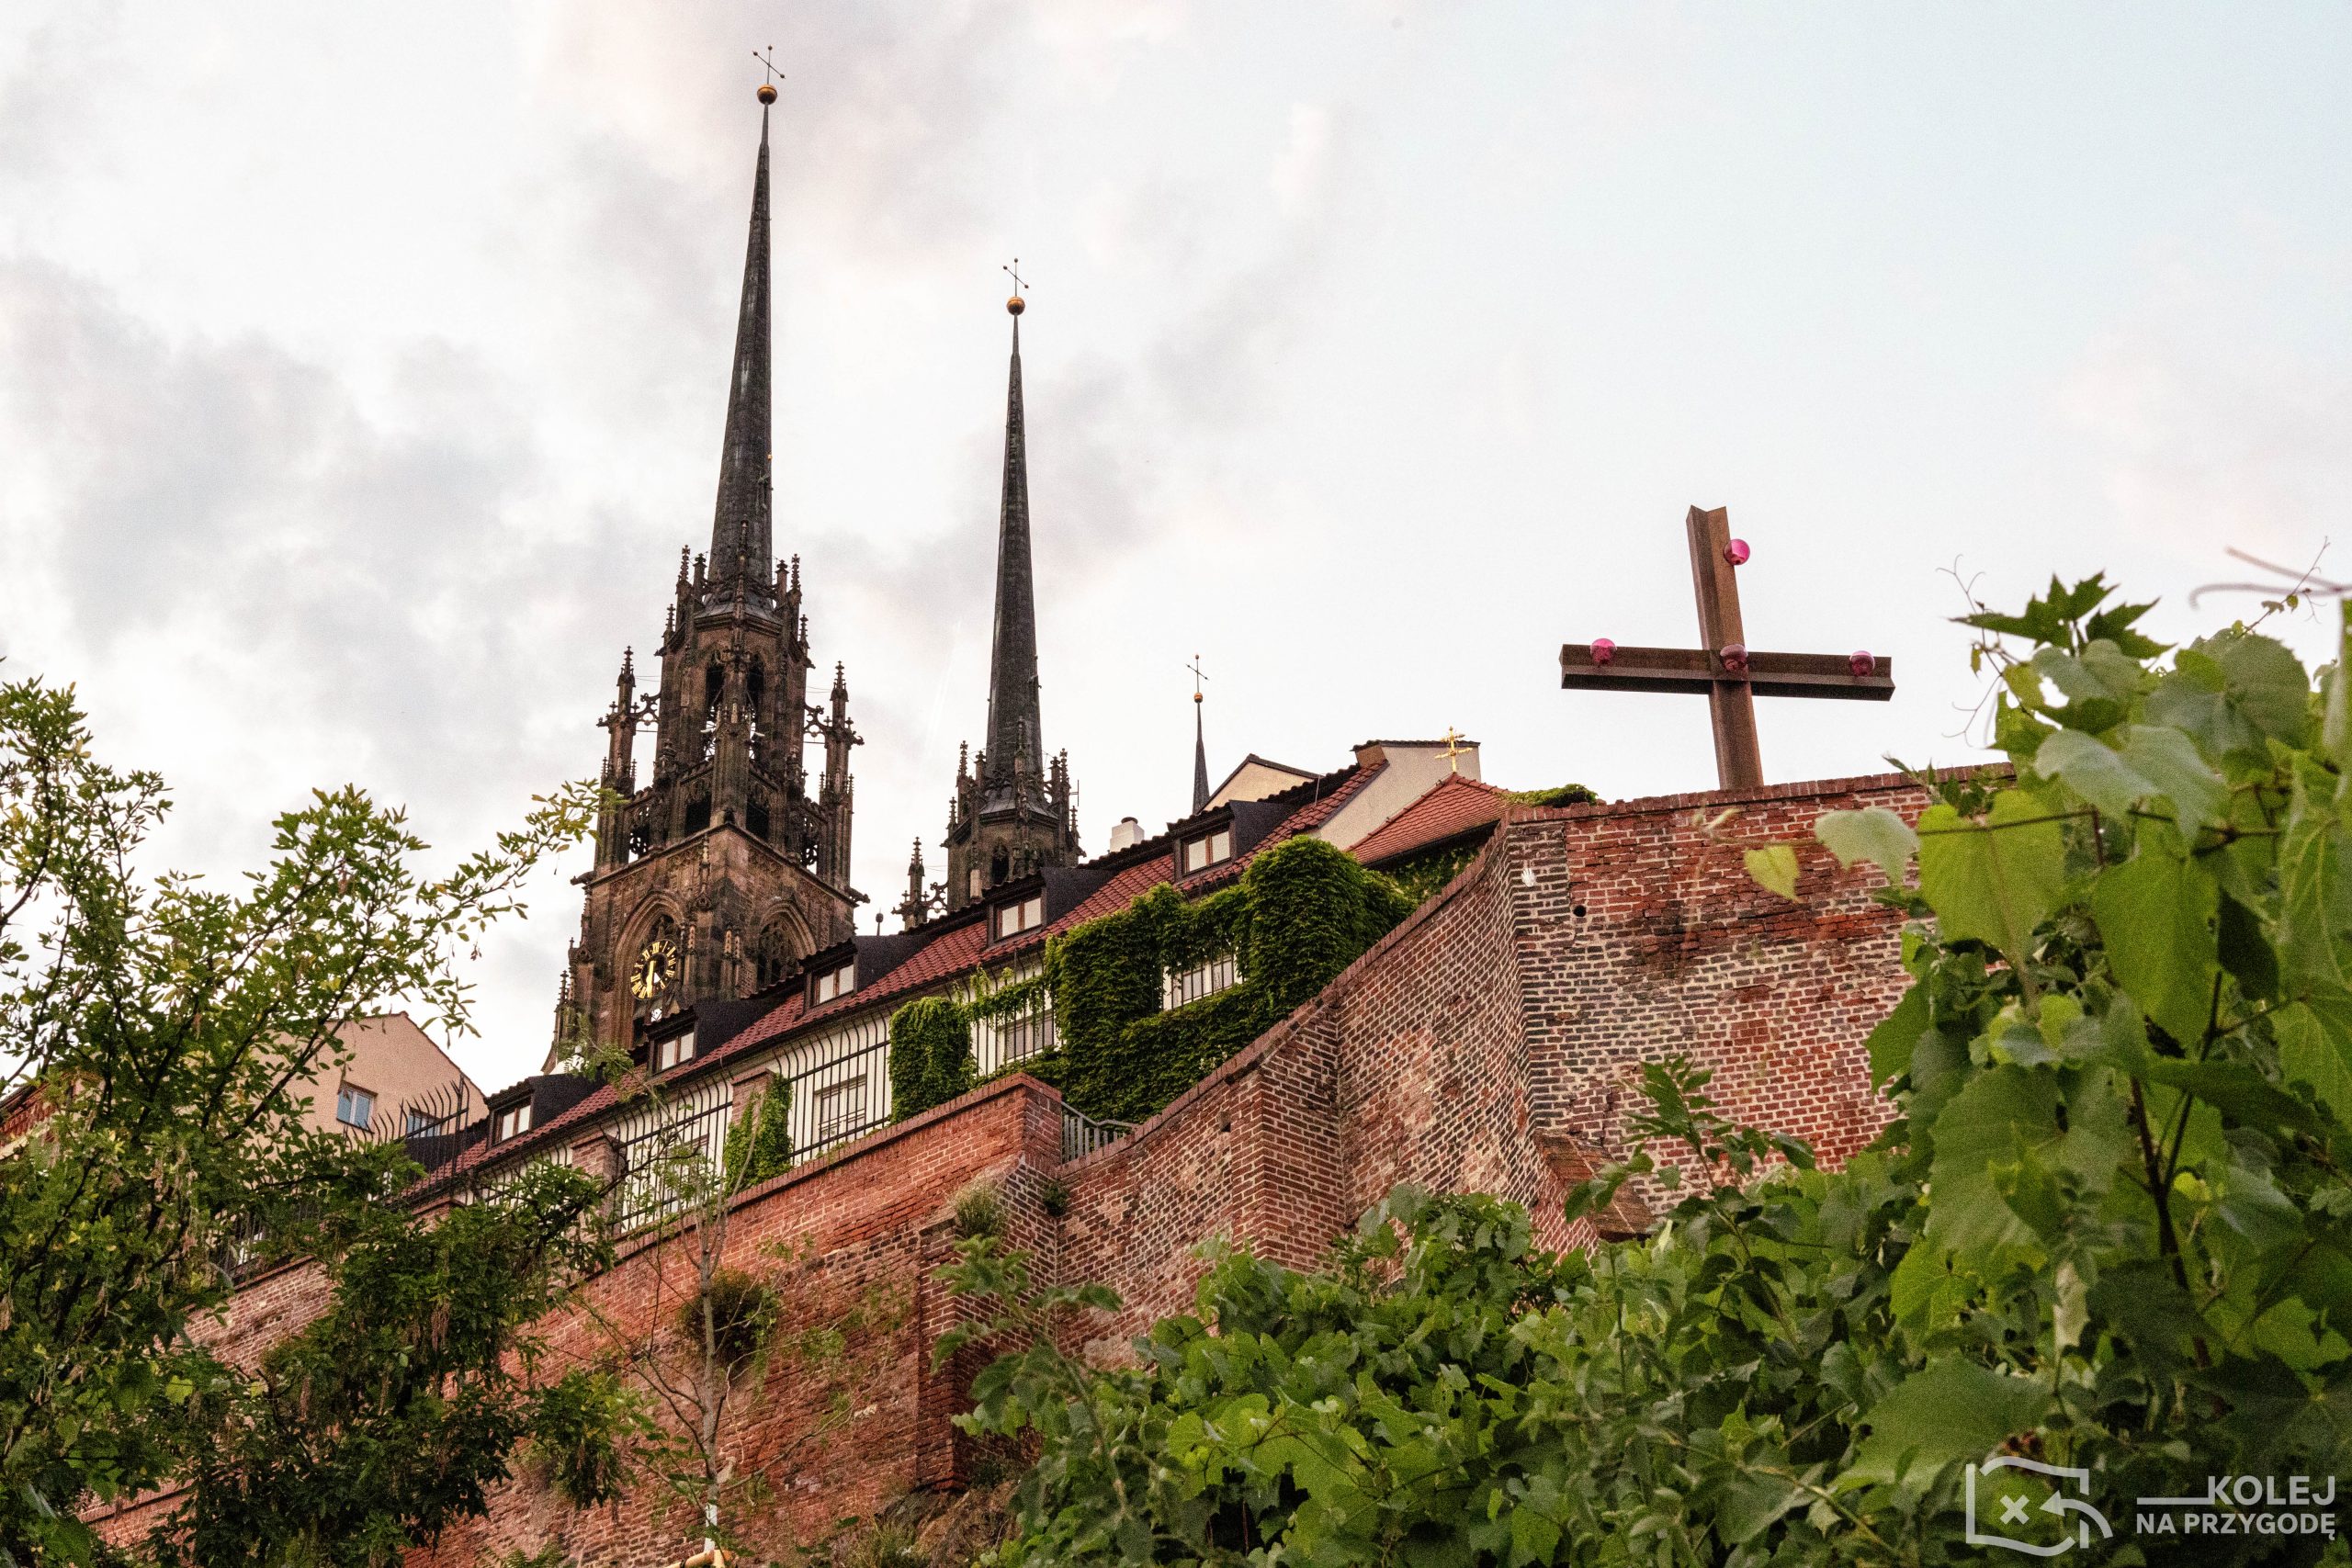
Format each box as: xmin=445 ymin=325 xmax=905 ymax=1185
xmin=2090 ymin=844 xmax=2219 ymax=1048
xmin=2277 ymin=997 xmax=2352 ymax=1127
xmin=1844 ymin=1359 xmax=2050 ymax=1489
xmin=1744 ymin=844 xmax=1800 ymax=901
xmin=1915 ymin=790 xmax=2066 ymax=964
xmin=1815 ymin=807 xmax=1917 ymax=886
xmin=1926 ymin=1065 xmax=2130 ymax=1258
xmin=1862 ymin=982 xmax=1931 ymax=1087
xmin=2278 ymin=770 xmax=2352 ymax=990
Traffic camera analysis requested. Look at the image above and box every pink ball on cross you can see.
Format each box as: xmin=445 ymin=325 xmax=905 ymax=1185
xmin=1719 ymin=643 xmax=1750 ymax=674
xmin=1590 ymin=637 xmax=1617 ymax=666
xmin=1724 ymin=538 xmax=1751 ymax=566
xmin=1849 ymin=649 xmax=1875 ymax=677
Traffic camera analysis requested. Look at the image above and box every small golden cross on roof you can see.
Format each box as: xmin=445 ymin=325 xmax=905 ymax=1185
xmin=1438 ymin=728 xmax=1469 ymax=773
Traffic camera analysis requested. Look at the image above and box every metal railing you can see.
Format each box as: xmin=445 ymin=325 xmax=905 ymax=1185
xmin=1163 ymin=953 xmax=1238 ymax=1010
xmin=1062 ymin=1106 xmax=1136 ymax=1163
xmin=605 ymin=1036 xmax=896 ymax=1236
xmin=609 ymin=1077 xmax=734 ymax=1235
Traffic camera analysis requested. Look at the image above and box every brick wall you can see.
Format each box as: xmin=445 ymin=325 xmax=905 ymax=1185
xmin=89 ymin=771 xmax=1934 ymax=1565
xmin=1511 ymin=776 xmax=1931 ymax=1179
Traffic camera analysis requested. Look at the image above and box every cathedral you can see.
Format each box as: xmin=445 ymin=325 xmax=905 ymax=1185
xmin=557 ymin=86 xmax=1082 ymax=1059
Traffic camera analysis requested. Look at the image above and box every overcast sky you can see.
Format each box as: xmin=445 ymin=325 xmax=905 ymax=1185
xmin=5 ymin=4 xmax=2348 ymax=1091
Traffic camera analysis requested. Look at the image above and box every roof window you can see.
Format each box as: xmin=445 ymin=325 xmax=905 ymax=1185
xmin=811 ymin=959 xmax=856 ymax=1005
xmin=995 ymin=892 xmax=1045 ymax=941
xmin=1182 ymin=826 xmax=1234 ymax=874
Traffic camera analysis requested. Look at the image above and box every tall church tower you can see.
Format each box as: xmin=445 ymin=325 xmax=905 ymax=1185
xmin=560 ymin=86 xmax=860 ymax=1055
xmin=941 ymin=290 xmax=1080 ymax=912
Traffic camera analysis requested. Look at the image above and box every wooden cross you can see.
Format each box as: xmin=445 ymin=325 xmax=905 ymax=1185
xmin=1558 ymin=505 xmax=1893 ymax=793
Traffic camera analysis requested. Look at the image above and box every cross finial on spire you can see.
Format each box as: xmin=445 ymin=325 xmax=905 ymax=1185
xmin=1437 ymin=728 xmax=1469 ymax=773
xmin=752 ymin=45 xmax=782 ymax=103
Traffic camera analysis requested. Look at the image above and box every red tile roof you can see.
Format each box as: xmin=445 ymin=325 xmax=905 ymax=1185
xmin=428 ymin=760 xmax=1385 ymax=1185
xmin=1349 ymin=774 xmax=1511 ymax=866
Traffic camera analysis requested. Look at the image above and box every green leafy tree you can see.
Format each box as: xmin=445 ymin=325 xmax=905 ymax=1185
xmin=0 ymin=676 xmax=628 ymax=1564
xmin=566 ymin=1066 xmax=904 ymax=1562
xmin=156 ymin=1164 xmax=626 ymax=1567
xmin=945 ymin=576 xmax=2352 ymax=1565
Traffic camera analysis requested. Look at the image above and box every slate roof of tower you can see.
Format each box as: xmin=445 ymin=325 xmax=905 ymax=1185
xmin=706 ymin=99 xmax=774 ymax=610
xmin=982 ymin=310 xmax=1042 ymax=784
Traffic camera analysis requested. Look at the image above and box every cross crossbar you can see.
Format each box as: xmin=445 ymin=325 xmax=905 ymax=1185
xmin=1558 ymin=646 xmax=1892 ymax=700
xmin=1557 ymin=505 xmax=1893 ymax=792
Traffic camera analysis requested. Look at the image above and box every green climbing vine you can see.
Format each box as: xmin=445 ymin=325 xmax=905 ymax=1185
xmin=887 ymin=996 xmax=975 ymax=1122
xmin=884 ymin=835 xmax=1413 ymax=1126
xmin=888 ymin=835 xmax=1414 ymax=1127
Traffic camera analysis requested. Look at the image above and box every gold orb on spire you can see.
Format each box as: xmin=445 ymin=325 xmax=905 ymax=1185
xmin=1006 ymin=294 xmax=1025 ymax=316
xmin=756 ymin=82 xmax=777 ymax=104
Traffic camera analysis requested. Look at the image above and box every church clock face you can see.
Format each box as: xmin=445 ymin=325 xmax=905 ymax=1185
xmin=630 ymin=934 xmax=680 ymax=1003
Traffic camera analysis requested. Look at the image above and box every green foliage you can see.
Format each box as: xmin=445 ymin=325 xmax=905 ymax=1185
xmin=161 ymin=1163 xmax=629 ymax=1566
xmin=678 ymin=1268 xmax=777 ymax=1375
xmin=727 ymin=1078 xmax=795 ymax=1189
xmin=1382 ymin=837 xmax=1485 ymax=902
xmin=1233 ymin=835 xmax=1410 ymax=1004
xmin=954 ymin=1179 xmax=1003 ymax=1240
xmin=1053 ymin=837 xmax=1411 ymax=1123
xmin=952 ymin=574 xmax=2352 ymax=1564
xmin=525 ymin=1368 xmax=637 ymax=1509
xmin=889 ymin=995 xmax=976 ymax=1122
xmin=0 ymin=675 xmax=609 ymax=1564
xmin=1508 ymin=782 xmax=1600 ymax=808
xmin=888 ymin=836 xmax=1411 ymax=1128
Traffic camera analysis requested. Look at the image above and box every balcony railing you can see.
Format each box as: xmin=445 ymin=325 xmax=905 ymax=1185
xmin=1061 ymin=1106 xmax=1135 ymax=1163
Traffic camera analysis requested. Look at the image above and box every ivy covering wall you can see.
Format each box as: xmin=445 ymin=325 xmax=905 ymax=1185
xmin=887 ymin=997 xmax=975 ymax=1122
xmin=886 ymin=835 xmax=1416 ymax=1127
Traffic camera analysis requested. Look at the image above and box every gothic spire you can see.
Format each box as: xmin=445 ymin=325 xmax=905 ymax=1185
xmin=1193 ymin=695 xmax=1210 ymax=815
xmin=1188 ymin=653 xmax=1210 ymax=814
xmin=982 ymin=289 xmax=1041 ymax=786
xmin=707 ymin=95 xmax=775 ymax=608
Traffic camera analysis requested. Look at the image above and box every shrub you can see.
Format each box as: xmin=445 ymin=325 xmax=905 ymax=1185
xmin=676 ymin=1268 xmax=774 ymax=1374
xmin=952 ymin=1180 xmax=1001 ymax=1240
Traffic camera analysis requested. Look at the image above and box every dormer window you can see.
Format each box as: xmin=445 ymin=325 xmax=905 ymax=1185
xmin=493 ymin=1102 xmax=533 ymax=1143
xmin=1182 ymin=827 xmax=1234 ymax=874
xmin=811 ymin=959 xmax=856 ymax=1005
xmin=996 ymin=893 xmax=1045 ymax=941
xmin=334 ymin=1084 xmax=376 ymax=1131
xmin=654 ymin=1030 xmax=696 ymax=1072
